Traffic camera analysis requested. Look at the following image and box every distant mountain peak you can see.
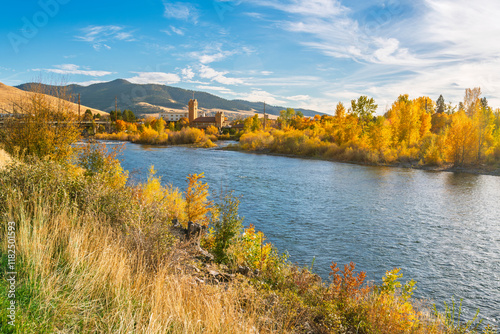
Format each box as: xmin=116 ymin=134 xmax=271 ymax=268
xmin=109 ymin=78 xmax=131 ymax=85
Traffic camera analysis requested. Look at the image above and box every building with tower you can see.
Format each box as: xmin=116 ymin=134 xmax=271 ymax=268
xmin=188 ymin=98 xmax=198 ymax=123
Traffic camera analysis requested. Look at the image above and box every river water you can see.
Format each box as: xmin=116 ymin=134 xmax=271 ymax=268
xmin=115 ymin=142 xmax=500 ymax=326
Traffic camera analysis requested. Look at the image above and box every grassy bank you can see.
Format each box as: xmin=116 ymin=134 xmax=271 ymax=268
xmin=223 ymin=144 xmax=500 ymax=176
xmin=96 ymin=126 xmax=218 ymax=148
xmin=0 ymin=149 xmax=11 ymax=170
xmin=0 ymin=148 xmax=497 ymax=333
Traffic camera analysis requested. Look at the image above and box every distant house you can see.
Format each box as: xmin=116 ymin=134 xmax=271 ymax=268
xmin=159 ymin=110 xmax=188 ymax=122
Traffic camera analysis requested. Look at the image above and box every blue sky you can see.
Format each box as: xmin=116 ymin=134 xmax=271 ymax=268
xmin=1 ymin=0 xmax=500 ymax=114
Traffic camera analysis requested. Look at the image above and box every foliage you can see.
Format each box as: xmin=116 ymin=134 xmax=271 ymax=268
xmin=235 ymin=89 xmax=500 ymax=168
xmin=1 ymin=82 xmax=80 ymax=162
xmin=204 ymin=192 xmax=244 ymax=263
xmin=433 ymin=298 xmax=494 ymax=334
xmin=351 ymin=95 xmax=378 ymax=130
xmin=185 ymin=173 xmax=212 ymax=227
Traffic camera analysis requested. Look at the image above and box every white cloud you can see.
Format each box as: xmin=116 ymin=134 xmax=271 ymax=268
xmin=248 ymin=0 xmax=500 ymax=110
xmin=190 ymin=49 xmax=236 ymax=64
xmin=170 ymin=26 xmax=184 ymax=35
xmin=163 ymin=1 xmax=199 ymax=22
xmin=189 ymin=44 xmax=253 ymax=64
xmin=75 ymin=25 xmax=135 ymax=50
xmin=35 ymin=64 xmax=112 ymax=77
xmin=182 ymin=67 xmax=195 ymax=80
xmin=127 ymin=72 xmax=181 ymax=85
xmin=287 ymin=94 xmax=311 ymax=101
xmin=196 ymin=85 xmax=236 ymax=94
xmin=237 ymin=89 xmax=286 ymax=105
xmin=69 ymin=80 xmax=106 ymax=86
xmin=199 ymin=65 xmax=244 ymax=85
xmin=255 ymin=0 xmax=347 ymax=18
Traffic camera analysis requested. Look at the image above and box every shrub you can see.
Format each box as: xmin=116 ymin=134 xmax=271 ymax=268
xmin=204 ymin=192 xmax=244 ymax=264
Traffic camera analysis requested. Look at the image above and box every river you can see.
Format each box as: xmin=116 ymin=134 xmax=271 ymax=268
xmin=114 ymin=141 xmax=500 ymax=326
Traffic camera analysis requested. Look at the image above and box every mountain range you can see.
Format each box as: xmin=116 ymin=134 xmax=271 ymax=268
xmin=16 ymin=79 xmax=324 ymax=120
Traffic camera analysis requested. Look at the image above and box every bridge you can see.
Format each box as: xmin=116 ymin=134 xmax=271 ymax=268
xmin=0 ymin=117 xmax=113 ymax=133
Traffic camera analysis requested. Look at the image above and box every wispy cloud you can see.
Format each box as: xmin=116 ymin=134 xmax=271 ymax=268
xmin=163 ymin=1 xmax=199 ymax=23
xmin=199 ymin=65 xmax=244 ymax=85
xmin=196 ymin=85 xmax=236 ymax=94
xmin=69 ymin=80 xmax=107 ymax=86
xmin=34 ymin=64 xmax=112 ymax=77
xmin=236 ymin=89 xmax=286 ymax=105
xmin=75 ymin=25 xmax=135 ymax=50
xmin=162 ymin=26 xmax=185 ymax=36
xmin=127 ymin=72 xmax=181 ymax=85
xmin=247 ymin=0 xmax=500 ymax=109
xmin=189 ymin=44 xmax=251 ymax=64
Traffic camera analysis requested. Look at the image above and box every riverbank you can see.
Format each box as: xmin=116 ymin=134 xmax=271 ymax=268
xmin=2 ymin=147 xmax=497 ymax=333
xmin=221 ymin=145 xmax=500 ymax=177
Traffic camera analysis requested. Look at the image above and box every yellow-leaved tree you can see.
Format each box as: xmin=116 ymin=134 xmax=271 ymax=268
xmin=185 ymin=173 xmax=212 ymax=226
xmin=2 ymin=82 xmax=80 ymax=162
xmin=445 ymin=111 xmax=477 ymax=165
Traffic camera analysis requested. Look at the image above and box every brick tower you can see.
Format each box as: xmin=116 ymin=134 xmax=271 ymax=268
xmin=188 ymin=99 xmax=198 ymax=123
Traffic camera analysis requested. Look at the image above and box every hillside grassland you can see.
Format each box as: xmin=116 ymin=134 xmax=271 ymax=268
xmin=0 ymin=82 xmax=107 ymax=116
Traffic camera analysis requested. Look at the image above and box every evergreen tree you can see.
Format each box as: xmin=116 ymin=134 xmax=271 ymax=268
xmin=436 ymin=95 xmax=445 ymax=114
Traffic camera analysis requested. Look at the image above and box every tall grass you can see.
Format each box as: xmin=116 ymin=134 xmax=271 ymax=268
xmin=0 ymin=149 xmax=11 ymax=170
xmin=0 ymin=160 xmax=269 ymax=333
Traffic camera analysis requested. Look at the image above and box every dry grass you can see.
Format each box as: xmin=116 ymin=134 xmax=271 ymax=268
xmin=0 ymin=81 xmax=107 ymax=116
xmin=0 ymin=148 xmax=12 ymax=169
xmin=2 ymin=190 xmax=270 ymax=333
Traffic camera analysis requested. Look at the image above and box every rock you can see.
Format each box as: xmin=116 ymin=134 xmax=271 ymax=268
xmin=237 ymin=265 xmax=251 ymax=276
xmin=208 ymin=269 xmax=220 ymax=277
xmin=187 ymin=221 xmax=206 ymax=240
xmin=194 ymin=246 xmax=214 ymax=262
xmin=194 ymin=277 xmax=204 ymax=284
xmin=187 ymin=264 xmax=201 ymax=273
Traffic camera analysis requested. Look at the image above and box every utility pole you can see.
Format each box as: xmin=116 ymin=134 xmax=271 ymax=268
xmin=115 ymin=96 xmax=118 ymax=114
xmin=263 ymin=101 xmax=266 ymax=130
xmin=78 ymin=93 xmax=81 ymax=125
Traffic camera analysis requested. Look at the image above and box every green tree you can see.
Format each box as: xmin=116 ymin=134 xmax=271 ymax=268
xmin=350 ymin=96 xmax=377 ymax=130
xmin=122 ymin=109 xmax=136 ymax=122
xmin=279 ymin=108 xmax=295 ymax=128
xmin=110 ymin=109 xmax=122 ymax=122
xmin=251 ymin=114 xmax=261 ymax=132
xmin=209 ymin=192 xmax=244 ymax=263
xmin=84 ymin=109 xmax=93 ymax=121
xmin=436 ymin=95 xmax=445 ymax=114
